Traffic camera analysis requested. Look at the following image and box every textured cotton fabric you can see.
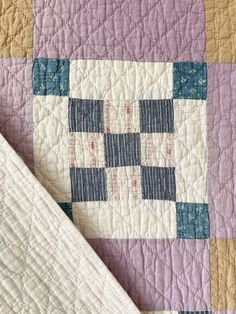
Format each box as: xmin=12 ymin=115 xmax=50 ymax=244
xmin=0 ymin=1 xmax=236 ymax=313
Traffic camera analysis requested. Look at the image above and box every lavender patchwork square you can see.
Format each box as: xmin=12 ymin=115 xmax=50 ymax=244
xmin=179 ymin=312 xmax=211 ymax=314
xmin=140 ymin=99 xmax=174 ymax=133
xmin=141 ymin=166 xmax=176 ymax=201
xmin=34 ymin=0 xmax=206 ymax=62
xmin=208 ymin=64 xmax=236 ymax=239
xmin=176 ymin=202 xmax=209 ymax=239
xmin=89 ymin=239 xmax=210 ymax=310
xmin=104 ymin=133 xmax=141 ymax=167
xmin=0 ymin=59 xmax=33 ymax=169
xmin=69 ymin=98 xmax=104 ymax=133
xmin=70 ymin=168 xmax=107 ymax=202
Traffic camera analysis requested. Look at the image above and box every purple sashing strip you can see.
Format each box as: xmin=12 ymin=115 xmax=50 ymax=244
xmin=207 ymin=64 xmax=236 ymax=238
xmin=0 ymin=59 xmax=33 ymax=170
xmin=34 ymin=0 xmax=206 ymax=62
xmin=89 ymin=239 xmax=210 ymax=311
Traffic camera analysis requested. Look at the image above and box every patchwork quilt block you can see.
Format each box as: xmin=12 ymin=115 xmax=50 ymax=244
xmin=0 ymin=0 xmax=236 ymax=313
xmin=32 ymin=58 xmax=209 ymax=310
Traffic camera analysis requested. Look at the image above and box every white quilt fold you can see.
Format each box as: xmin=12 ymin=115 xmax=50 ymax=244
xmin=0 ymin=133 xmax=140 ymax=313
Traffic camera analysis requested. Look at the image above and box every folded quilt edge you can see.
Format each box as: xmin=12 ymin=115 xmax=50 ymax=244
xmin=0 ymin=132 xmax=140 ymax=313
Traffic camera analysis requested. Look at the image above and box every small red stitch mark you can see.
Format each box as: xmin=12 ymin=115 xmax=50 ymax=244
xmin=126 ymin=106 xmax=132 ymax=114
xmin=69 ymin=133 xmax=76 ymax=167
xmin=130 ymin=168 xmax=139 ymax=199
xmin=145 ymin=134 xmax=153 ymax=162
xmin=90 ymin=142 xmax=95 ymax=149
xmin=167 ymin=147 xmax=172 ymax=155
xmin=110 ymin=169 xmax=119 ymax=200
xmin=132 ymin=179 xmax=137 ymax=188
xmin=166 ymin=136 xmax=174 ymax=166
xmin=125 ymin=101 xmax=133 ymax=132
xmin=104 ymin=100 xmax=111 ymax=133
xmin=90 ymin=157 xmax=96 ymax=167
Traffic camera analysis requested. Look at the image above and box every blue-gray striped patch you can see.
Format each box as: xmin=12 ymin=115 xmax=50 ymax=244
xmin=104 ymin=133 xmax=141 ymax=167
xmin=141 ymin=166 xmax=176 ymax=201
xmin=70 ymin=167 xmax=107 ymax=202
xmin=69 ymin=98 xmax=104 ymax=133
xmin=140 ymin=99 xmax=174 ymax=133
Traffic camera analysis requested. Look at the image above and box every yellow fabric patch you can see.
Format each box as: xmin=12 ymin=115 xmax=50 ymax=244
xmin=0 ymin=0 xmax=32 ymax=57
xmin=210 ymin=239 xmax=236 ymax=310
xmin=206 ymin=0 xmax=236 ymax=63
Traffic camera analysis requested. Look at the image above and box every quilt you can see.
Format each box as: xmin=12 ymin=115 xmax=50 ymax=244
xmin=0 ymin=0 xmax=236 ymax=313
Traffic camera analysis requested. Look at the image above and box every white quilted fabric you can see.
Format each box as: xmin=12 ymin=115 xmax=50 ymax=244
xmin=0 ymin=133 xmax=140 ymax=313
xmin=69 ymin=60 xmax=173 ymax=100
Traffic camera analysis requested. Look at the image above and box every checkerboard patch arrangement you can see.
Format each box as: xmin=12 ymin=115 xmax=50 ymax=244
xmin=1 ymin=0 xmax=236 ymax=313
xmin=33 ymin=58 xmax=210 ymax=310
xmin=33 ymin=59 xmax=208 ymax=237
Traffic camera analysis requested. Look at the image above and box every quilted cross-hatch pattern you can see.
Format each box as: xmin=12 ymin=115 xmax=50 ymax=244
xmin=0 ymin=0 xmax=236 ymax=313
xmin=33 ymin=58 xmax=211 ymax=311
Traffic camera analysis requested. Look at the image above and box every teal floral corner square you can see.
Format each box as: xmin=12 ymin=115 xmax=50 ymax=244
xmin=173 ymin=62 xmax=207 ymax=100
xmin=33 ymin=58 xmax=69 ymax=96
xmin=176 ymin=202 xmax=209 ymax=239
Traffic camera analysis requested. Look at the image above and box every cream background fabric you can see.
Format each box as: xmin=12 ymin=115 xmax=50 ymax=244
xmin=0 ymin=134 xmax=140 ymax=313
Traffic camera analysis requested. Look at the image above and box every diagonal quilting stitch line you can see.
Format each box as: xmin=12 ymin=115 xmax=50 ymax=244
xmin=111 ymin=237 xmax=209 ymax=308
xmin=94 ymin=199 xmax=174 ymax=238
xmin=208 ymin=110 xmax=235 ymax=233
xmin=71 ymin=61 xmax=172 ymax=101
xmin=97 ymin=200 xmax=147 ymax=238
xmin=37 ymin=0 xmax=204 ymax=61
xmin=2 ymin=154 xmax=135 ymax=312
xmin=34 ymin=1 xmax=123 ymax=57
xmin=174 ymin=103 xmax=207 ymax=202
xmin=126 ymin=237 xmax=210 ymax=308
xmin=34 ymin=0 xmax=205 ymax=62
xmin=34 ymin=131 xmax=67 ymax=157
xmin=30 ymin=2 xmax=210 ymax=312
xmin=208 ymin=66 xmax=236 ymax=237
xmin=71 ymin=64 xmax=102 ymax=98
xmin=99 ymin=61 xmax=171 ymax=99
xmin=82 ymin=0 xmax=167 ymax=60
xmin=111 ymin=0 xmax=189 ymax=60
xmin=142 ymin=240 xmax=210 ymax=308
xmin=0 ymin=61 xmax=31 ymax=94
xmin=35 ymin=0 xmax=168 ymax=61
xmin=98 ymin=239 xmax=173 ymax=307
xmin=34 ymin=102 xmax=68 ymax=132
xmin=84 ymin=0 xmax=180 ymax=61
